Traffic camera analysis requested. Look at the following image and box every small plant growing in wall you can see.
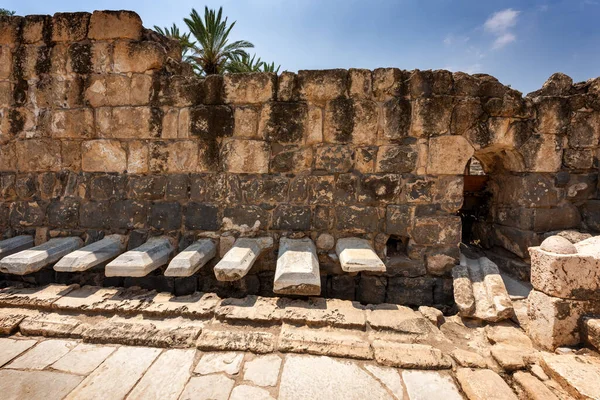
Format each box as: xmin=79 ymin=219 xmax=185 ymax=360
xmin=0 ymin=9 xmax=16 ymax=16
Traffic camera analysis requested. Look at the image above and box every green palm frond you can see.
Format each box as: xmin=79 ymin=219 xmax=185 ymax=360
xmin=153 ymin=23 xmax=195 ymax=60
xmin=261 ymin=61 xmax=281 ymax=74
xmin=184 ymin=6 xmax=254 ymax=75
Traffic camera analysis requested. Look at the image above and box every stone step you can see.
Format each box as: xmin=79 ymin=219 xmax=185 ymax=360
xmin=214 ymin=237 xmax=273 ymax=282
xmin=452 ymin=254 xmax=513 ymax=322
xmin=273 ymin=238 xmax=320 ymax=296
xmin=0 ymin=236 xmax=34 ymax=261
xmin=336 ymin=238 xmax=386 ymax=273
xmin=105 ymin=236 xmax=174 ymax=277
xmin=53 ymin=235 xmax=128 ymax=273
xmin=0 ymin=237 xmax=83 ymax=275
xmin=164 ymin=239 xmax=217 ymax=277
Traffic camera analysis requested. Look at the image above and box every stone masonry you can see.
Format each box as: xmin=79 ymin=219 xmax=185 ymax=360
xmin=0 ymin=11 xmax=599 ymax=305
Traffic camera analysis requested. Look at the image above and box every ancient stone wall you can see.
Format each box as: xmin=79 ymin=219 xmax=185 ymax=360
xmin=0 ymin=10 xmax=598 ymax=305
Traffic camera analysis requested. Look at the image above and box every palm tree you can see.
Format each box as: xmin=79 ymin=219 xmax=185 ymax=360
xmin=153 ymin=23 xmax=195 ymax=60
xmin=261 ymin=61 xmax=281 ymax=74
xmin=227 ymin=53 xmax=264 ymax=73
xmin=184 ymin=7 xmax=254 ymax=75
xmin=0 ymin=9 xmax=16 ymax=16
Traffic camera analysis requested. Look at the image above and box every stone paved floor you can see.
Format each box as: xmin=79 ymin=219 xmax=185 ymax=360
xmin=0 ymin=335 xmax=458 ymax=400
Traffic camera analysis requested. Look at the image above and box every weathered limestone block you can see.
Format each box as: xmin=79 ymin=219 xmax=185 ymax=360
xmin=521 ymin=133 xmax=563 ymax=172
xmin=220 ymin=139 xmax=270 ymax=173
xmin=0 ymin=142 xmax=16 ymax=171
xmin=105 ymin=236 xmax=174 ymax=277
xmin=278 ymin=324 xmax=372 ymax=359
xmin=214 ymin=237 xmax=274 ymax=281
xmin=0 ymin=235 xmax=34 ymax=260
xmin=563 ymin=148 xmax=595 ymax=169
xmin=372 ymin=68 xmax=407 ymax=101
xmin=410 ymin=97 xmax=453 ymax=137
xmin=81 ymin=140 xmax=127 ymax=172
xmin=274 ymin=238 xmax=321 ymax=296
xmin=527 ymin=289 xmax=600 ymax=350
xmin=85 ymin=74 xmax=152 ymax=107
xmin=336 ymin=238 xmax=385 ymax=272
xmin=0 ymin=237 xmax=83 ymax=275
xmin=323 ymin=98 xmax=378 ymax=144
xmin=52 ymin=12 xmax=90 ymax=42
xmin=349 ymin=68 xmax=372 ymax=98
xmin=541 ymin=354 xmax=600 ymax=400
xmin=223 ymin=73 xmax=276 ymax=104
xmin=452 ymin=255 xmax=514 ymax=322
xmin=298 ymin=69 xmax=348 ymax=104
xmin=530 ymin=237 xmax=600 ymax=300
xmin=567 ymin=111 xmax=600 ymax=148
xmin=88 ymin=10 xmax=143 ymax=40
xmin=113 ymin=40 xmax=166 ymax=73
xmin=0 ymin=16 xmax=21 ymax=44
xmin=259 ymin=102 xmax=307 ymax=143
xmin=315 ymin=145 xmax=354 ymax=172
xmin=96 ymin=107 xmax=157 ymax=138
xmin=372 ymin=341 xmax=451 ymax=369
xmin=164 ymin=239 xmax=217 ymax=277
xmin=375 ymin=144 xmax=418 ymax=173
xmin=427 ymin=135 xmax=474 ymax=175
xmin=53 ymin=234 xmax=128 ymax=272
xmin=0 ymin=46 xmax=12 ymax=78
xmin=233 ymin=106 xmax=260 ymax=139
xmin=16 ymin=140 xmax=61 ymax=172
xmin=50 ymin=109 xmax=94 ymax=138
xmin=277 ymin=71 xmax=299 ymax=102
xmin=512 ymin=371 xmax=559 ymax=400
xmin=149 ymin=141 xmax=200 ymax=173
xmin=411 ymin=216 xmax=461 ymax=246
xmin=187 ymin=105 xmax=234 ymax=138
xmin=402 ymin=371 xmax=464 ymax=400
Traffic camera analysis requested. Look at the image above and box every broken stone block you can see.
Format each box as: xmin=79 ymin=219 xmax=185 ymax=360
xmin=105 ymin=236 xmax=174 ymax=277
xmin=214 ymin=237 xmax=274 ymax=281
xmin=164 ymin=239 xmax=217 ymax=277
xmin=336 ymin=238 xmax=385 ymax=273
xmin=527 ymin=289 xmax=600 ymax=350
xmin=53 ymin=234 xmax=128 ymax=272
xmin=530 ymin=236 xmax=600 ymax=300
xmin=541 ymin=353 xmax=600 ymax=400
xmin=452 ymin=255 xmax=514 ymax=322
xmin=0 ymin=237 xmax=83 ymax=275
xmin=274 ymin=238 xmax=321 ymax=296
xmin=0 ymin=236 xmax=34 ymax=260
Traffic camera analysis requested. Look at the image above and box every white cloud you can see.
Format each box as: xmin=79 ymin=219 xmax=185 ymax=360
xmin=484 ymin=8 xmax=520 ymax=50
xmin=492 ymin=33 xmax=516 ymax=49
xmin=484 ymin=9 xmax=520 ymax=34
xmin=443 ymin=34 xmax=470 ymax=46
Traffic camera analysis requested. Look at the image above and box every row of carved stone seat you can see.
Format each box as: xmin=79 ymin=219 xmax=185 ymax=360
xmin=0 ymin=234 xmax=386 ymax=296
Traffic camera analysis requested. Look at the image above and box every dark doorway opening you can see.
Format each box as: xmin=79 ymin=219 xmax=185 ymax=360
xmin=460 ymin=158 xmax=492 ymax=246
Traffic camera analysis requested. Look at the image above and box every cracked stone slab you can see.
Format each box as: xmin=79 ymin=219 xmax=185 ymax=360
xmin=279 ymin=355 xmax=394 ymax=400
xmin=452 ymin=255 xmax=513 ymax=322
xmin=274 ymin=238 xmax=321 ymax=296
xmin=243 ymin=354 xmax=282 ymax=387
xmin=53 ymin=235 xmax=128 ymax=272
xmin=194 ymin=352 xmax=244 ymax=375
xmin=455 ymin=368 xmax=518 ymax=400
xmin=179 ymin=375 xmax=235 ymax=400
xmin=214 ymin=237 xmax=273 ymax=281
xmin=363 ymin=365 xmax=404 ymax=400
xmin=0 ymin=338 xmax=37 ymax=367
xmin=105 ymin=236 xmax=174 ymax=277
xmin=0 ymin=284 xmax=78 ymax=309
xmin=164 ymin=239 xmax=216 ymax=277
xmin=0 ymin=369 xmax=83 ymax=400
xmin=0 ymin=237 xmax=83 ymax=275
xmin=336 ymin=237 xmax=386 ymax=272
xmin=50 ymin=343 xmax=116 ymax=375
xmin=402 ymin=370 xmax=463 ymax=400
xmin=0 ymin=236 xmax=34 ymax=261
xmin=64 ymin=346 xmax=161 ymax=400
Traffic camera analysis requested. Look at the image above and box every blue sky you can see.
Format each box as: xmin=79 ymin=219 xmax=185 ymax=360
xmin=5 ymin=0 xmax=600 ymax=94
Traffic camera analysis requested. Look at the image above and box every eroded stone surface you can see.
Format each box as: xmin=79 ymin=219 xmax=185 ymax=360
xmin=105 ymin=236 xmax=174 ymax=277
xmin=453 ymin=255 xmax=513 ymax=322
xmin=0 ymin=314 xmax=25 ymax=335
xmin=179 ymin=375 xmax=235 ymax=400
xmin=7 ymin=339 xmax=76 ymax=370
xmin=364 ymin=365 xmax=405 ymax=400
xmin=0 ymin=237 xmax=83 ymax=275
xmin=0 ymin=369 xmax=83 ymax=400
xmin=372 ymin=341 xmax=451 ymax=369
xmin=274 ymin=238 xmax=320 ymax=296
xmin=243 ymin=354 xmax=282 ymax=387
xmin=0 ymin=338 xmax=37 ymax=367
xmin=164 ymin=239 xmax=216 ymax=277
xmin=54 ymin=235 xmax=128 ymax=272
xmin=336 ymin=238 xmax=386 ymax=272
xmin=194 ymin=352 xmax=244 ymax=375
xmin=51 ymin=343 xmax=116 ymax=375
xmin=513 ymin=371 xmax=559 ymax=400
